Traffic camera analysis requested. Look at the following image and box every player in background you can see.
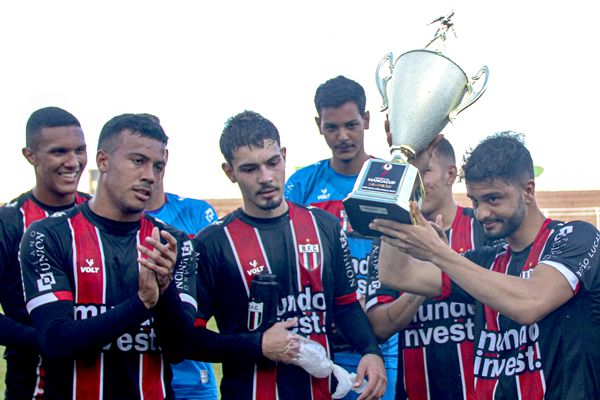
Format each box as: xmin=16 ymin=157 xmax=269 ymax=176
xmin=0 ymin=106 xmax=89 ymax=399
xmin=285 ymin=75 xmax=397 ymax=399
xmin=366 ymin=138 xmax=492 ymax=399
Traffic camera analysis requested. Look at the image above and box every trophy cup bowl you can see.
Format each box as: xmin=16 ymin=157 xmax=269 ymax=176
xmin=343 ymin=49 xmax=488 ymax=237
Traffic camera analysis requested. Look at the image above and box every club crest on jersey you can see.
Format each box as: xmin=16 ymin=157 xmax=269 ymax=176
xmin=298 ymin=242 xmax=321 ymax=271
xmin=247 ymin=301 xmax=263 ymax=331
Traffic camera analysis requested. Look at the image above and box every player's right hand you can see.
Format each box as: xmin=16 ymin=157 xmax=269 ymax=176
xmin=261 ymin=318 xmax=301 ymax=363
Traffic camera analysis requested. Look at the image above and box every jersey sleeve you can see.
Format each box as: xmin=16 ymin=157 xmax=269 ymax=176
xmin=20 ymin=218 xmax=75 ymax=311
xmin=169 ymin=228 xmax=198 ymax=316
xmin=333 ymin=227 xmax=360 ymax=305
xmin=331 ymin=226 xmax=382 ymax=357
xmin=540 ymin=221 xmax=600 ymax=293
xmin=193 ymin=228 xmax=221 ymax=322
xmin=365 ymin=239 xmax=400 ymax=311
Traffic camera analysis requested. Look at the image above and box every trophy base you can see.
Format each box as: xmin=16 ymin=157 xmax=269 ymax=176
xmin=342 ymin=159 xmax=423 ymax=238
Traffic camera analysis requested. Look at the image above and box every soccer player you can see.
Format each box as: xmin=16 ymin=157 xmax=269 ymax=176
xmin=146 ymin=158 xmax=219 ymax=400
xmin=365 ymin=138 xmax=491 ymax=399
xmin=0 ymin=106 xmax=89 ymax=399
xmin=20 ymin=113 xmax=197 ymax=399
xmin=193 ymin=110 xmax=386 ymax=400
xmin=285 ymin=75 xmax=397 ymax=399
xmin=371 ymin=132 xmax=600 ymax=399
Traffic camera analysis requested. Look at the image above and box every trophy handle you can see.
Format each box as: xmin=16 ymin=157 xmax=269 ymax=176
xmin=375 ymin=53 xmax=395 ymax=112
xmin=448 ymin=65 xmax=489 ymax=122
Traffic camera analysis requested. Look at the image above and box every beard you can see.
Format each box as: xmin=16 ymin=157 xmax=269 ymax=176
xmin=256 ymin=196 xmax=283 ymax=211
xmin=482 ymin=197 xmax=526 ymax=241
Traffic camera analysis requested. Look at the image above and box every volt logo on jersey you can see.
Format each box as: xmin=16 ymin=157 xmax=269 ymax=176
xmin=317 ymin=188 xmax=330 ymax=201
xmin=80 ymin=258 xmax=100 ymax=273
xmin=246 ymin=260 xmax=266 ymax=276
xmin=298 ymin=242 xmax=321 ymax=271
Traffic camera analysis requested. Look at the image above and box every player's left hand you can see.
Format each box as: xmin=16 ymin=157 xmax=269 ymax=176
xmin=137 ymin=227 xmax=178 ymax=294
xmin=355 ymin=353 xmax=386 ymax=400
xmin=370 ymin=202 xmax=449 ymax=263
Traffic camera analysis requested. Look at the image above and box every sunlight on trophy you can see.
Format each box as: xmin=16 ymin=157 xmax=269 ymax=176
xmin=343 ymin=12 xmax=489 ymax=237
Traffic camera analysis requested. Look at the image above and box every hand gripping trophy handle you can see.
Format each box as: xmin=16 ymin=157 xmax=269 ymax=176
xmin=448 ymin=65 xmax=489 ymax=122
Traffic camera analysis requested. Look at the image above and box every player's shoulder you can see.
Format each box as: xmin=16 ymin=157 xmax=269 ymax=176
xmin=76 ymin=191 xmax=93 ymax=202
xmin=28 ymin=204 xmax=80 ymax=232
xmin=287 ymin=159 xmax=329 ymax=183
xmin=194 ymin=211 xmax=236 ymax=242
xmin=2 ymin=191 xmax=31 ymax=211
xmin=550 ymin=219 xmax=599 ymax=240
xmin=143 ymin=212 xmax=189 ymax=241
xmin=166 ymin=192 xmax=212 ymax=208
xmin=295 ymin=202 xmax=340 ymax=227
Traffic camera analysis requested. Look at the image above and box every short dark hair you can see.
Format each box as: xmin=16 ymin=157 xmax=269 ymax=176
xmin=433 ymin=137 xmax=456 ymax=165
xmin=26 ymin=107 xmax=81 ymax=148
xmin=97 ymin=113 xmax=168 ymax=153
xmin=461 ymin=132 xmax=534 ymax=185
xmin=219 ymin=110 xmax=280 ymax=164
xmin=314 ymin=75 xmax=366 ymax=116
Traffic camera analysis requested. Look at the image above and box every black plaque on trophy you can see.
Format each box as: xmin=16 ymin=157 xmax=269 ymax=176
xmin=343 ymin=159 xmax=423 ymax=238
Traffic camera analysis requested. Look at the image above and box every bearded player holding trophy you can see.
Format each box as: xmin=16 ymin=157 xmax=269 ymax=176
xmin=353 ymin=14 xmax=600 ymax=400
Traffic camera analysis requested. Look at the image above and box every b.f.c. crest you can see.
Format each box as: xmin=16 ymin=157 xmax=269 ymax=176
xmin=298 ymin=242 xmax=321 ymax=271
xmin=247 ymin=301 xmax=264 ymax=331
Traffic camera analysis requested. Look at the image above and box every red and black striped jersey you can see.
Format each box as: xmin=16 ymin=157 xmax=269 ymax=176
xmin=444 ymin=219 xmax=600 ymax=399
xmin=20 ymin=202 xmax=197 ymax=400
xmin=0 ymin=190 xmax=89 ymax=399
xmin=194 ymin=202 xmax=379 ymax=400
xmin=366 ymin=206 xmax=490 ymax=400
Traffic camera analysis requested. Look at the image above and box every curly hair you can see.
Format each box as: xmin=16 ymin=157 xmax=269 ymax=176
xmin=314 ymin=75 xmax=366 ymax=117
xmin=219 ymin=110 xmax=280 ymax=164
xmin=461 ymin=132 xmax=534 ymax=185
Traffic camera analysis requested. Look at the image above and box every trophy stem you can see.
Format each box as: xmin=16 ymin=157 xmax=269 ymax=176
xmin=390 ymin=145 xmax=415 ymax=163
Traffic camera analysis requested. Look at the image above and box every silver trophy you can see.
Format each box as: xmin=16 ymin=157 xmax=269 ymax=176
xmin=343 ymin=13 xmax=489 ymax=237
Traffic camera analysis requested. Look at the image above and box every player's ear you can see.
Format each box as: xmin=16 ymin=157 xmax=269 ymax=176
xmin=96 ymin=150 xmax=109 ymax=173
xmin=523 ymin=179 xmax=535 ymax=204
xmin=222 ymin=162 xmax=236 ymax=183
xmin=315 ymin=116 xmax=322 ymax=135
xmin=281 ymin=146 xmax=287 ymax=162
xmin=447 ymin=165 xmax=458 ymax=186
xmin=363 ymin=110 xmax=370 ymax=130
xmin=22 ymin=147 xmax=36 ymax=166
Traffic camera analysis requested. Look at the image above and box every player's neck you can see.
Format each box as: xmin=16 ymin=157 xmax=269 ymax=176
xmin=242 ymin=199 xmax=289 ymax=219
xmin=89 ymin=187 xmax=143 ymax=222
xmin=32 ymin=186 xmax=76 ymax=207
xmin=329 ymin=151 xmax=369 ymax=176
xmin=507 ymin=207 xmax=547 ymax=252
xmin=424 ymin=200 xmax=457 ymax=231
